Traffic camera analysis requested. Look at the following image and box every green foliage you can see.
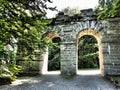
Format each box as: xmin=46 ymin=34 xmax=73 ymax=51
xmin=0 ymin=45 xmax=21 ymax=80
xmin=48 ymin=37 xmax=60 ymax=71
xmin=78 ymin=35 xmax=99 ymax=69
xmin=97 ymin=0 xmax=120 ymax=19
xmin=0 ymin=44 xmax=4 ymax=61
xmin=0 ymin=0 xmax=54 ymax=81
xmin=107 ymin=76 xmax=120 ymax=88
xmin=0 ymin=0 xmax=54 ymax=53
xmin=48 ymin=45 xmax=60 ymax=71
xmin=0 ymin=64 xmax=21 ymax=80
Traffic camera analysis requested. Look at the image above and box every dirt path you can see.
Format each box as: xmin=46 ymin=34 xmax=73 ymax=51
xmin=0 ymin=74 xmax=117 ymax=90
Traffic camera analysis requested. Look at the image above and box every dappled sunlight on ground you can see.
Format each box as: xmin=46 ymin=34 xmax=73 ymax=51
xmin=12 ymin=77 xmax=41 ymax=86
xmin=12 ymin=70 xmax=100 ymax=86
xmin=0 ymin=70 xmax=116 ymax=90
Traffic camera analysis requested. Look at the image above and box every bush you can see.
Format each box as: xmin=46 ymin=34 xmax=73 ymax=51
xmin=0 ymin=44 xmax=21 ymax=85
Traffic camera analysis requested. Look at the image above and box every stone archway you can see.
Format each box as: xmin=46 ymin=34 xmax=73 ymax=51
xmin=41 ymin=9 xmax=120 ymax=76
xmin=40 ymin=31 xmax=61 ymax=74
xmin=76 ymin=29 xmax=104 ymax=75
xmin=48 ymin=9 xmax=105 ymax=76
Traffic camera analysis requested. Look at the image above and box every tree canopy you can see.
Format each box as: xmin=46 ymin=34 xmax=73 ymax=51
xmin=0 ymin=0 xmax=55 ymax=81
xmin=0 ymin=0 xmax=55 ymax=47
xmin=97 ymin=0 xmax=120 ymax=19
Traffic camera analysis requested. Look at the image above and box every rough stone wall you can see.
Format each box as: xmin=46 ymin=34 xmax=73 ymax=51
xmin=102 ymin=18 xmax=120 ymax=75
xmin=17 ymin=46 xmax=46 ymax=75
xmin=60 ymin=25 xmax=77 ymax=75
xmin=61 ymin=43 xmax=77 ymax=75
xmin=17 ymin=53 xmax=40 ymax=75
xmin=59 ymin=23 xmax=104 ymax=76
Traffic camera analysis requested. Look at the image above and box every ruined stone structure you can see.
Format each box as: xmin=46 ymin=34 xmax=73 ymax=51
xmin=39 ymin=9 xmax=120 ymax=76
xmin=18 ymin=8 xmax=120 ymax=76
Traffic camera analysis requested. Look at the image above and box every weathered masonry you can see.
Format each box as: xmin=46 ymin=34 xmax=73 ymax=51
xmin=18 ymin=8 xmax=120 ymax=76
xmin=40 ymin=9 xmax=120 ymax=76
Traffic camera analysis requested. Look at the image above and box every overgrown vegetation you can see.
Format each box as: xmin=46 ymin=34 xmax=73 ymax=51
xmin=97 ymin=0 xmax=120 ymax=19
xmin=0 ymin=0 xmax=55 ymax=84
xmin=48 ymin=37 xmax=60 ymax=71
xmin=0 ymin=44 xmax=21 ymax=82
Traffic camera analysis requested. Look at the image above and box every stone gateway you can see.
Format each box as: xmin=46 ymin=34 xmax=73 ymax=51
xmin=40 ymin=9 xmax=120 ymax=76
xmin=19 ymin=9 xmax=120 ymax=77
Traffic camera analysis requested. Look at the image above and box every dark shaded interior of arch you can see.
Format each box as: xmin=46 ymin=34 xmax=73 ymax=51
xmin=48 ymin=37 xmax=60 ymax=71
xmin=78 ymin=35 xmax=99 ymax=69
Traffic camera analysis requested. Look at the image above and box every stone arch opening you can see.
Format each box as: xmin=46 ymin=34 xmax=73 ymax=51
xmin=41 ymin=31 xmax=61 ymax=74
xmin=78 ymin=35 xmax=99 ymax=69
xmin=76 ymin=29 xmax=104 ymax=75
xmin=48 ymin=37 xmax=61 ymax=71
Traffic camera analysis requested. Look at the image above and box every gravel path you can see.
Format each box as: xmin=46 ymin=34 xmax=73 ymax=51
xmin=0 ymin=74 xmax=117 ymax=90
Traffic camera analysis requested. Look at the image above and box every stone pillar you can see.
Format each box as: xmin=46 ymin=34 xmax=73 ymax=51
xmin=60 ymin=26 xmax=77 ymax=76
xmin=60 ymin=42 xmax=77 ymax=76
xmin=102 ymin=18 xmax=120 ymax=76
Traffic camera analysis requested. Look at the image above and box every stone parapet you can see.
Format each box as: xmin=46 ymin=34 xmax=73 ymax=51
xmin=50 ymin=9 xmax=97 ymax=25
